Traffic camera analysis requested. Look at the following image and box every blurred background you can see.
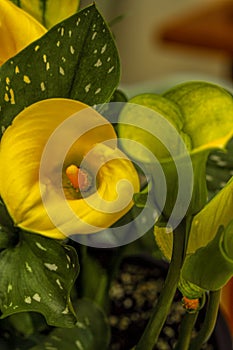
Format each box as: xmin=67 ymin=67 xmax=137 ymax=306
xmin=80 ymin=0 xmax=233 ymax=94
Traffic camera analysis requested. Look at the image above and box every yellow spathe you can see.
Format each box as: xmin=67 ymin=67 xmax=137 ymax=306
xmin=17 ymin=0 xmax=80 ymax=28
xmin=0 ymin=98 xmax=140 ymax=239
xmin=0 ymin=0 xmax=46 ymax=66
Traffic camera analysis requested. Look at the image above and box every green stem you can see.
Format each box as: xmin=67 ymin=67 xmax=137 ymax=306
xmin=80 ymin=244 xmax=88 ymax=295
xmin=189 ymin=290 xmax=221 ymax=350
xmin=94 ymin=272 xmax=108 ymax=311
xmin=135 ymin=220 xmax=187 ymax=350
xmin=174 ymin=312 xmax=198 ymax=350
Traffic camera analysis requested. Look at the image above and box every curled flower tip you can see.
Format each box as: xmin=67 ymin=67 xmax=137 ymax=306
xmin=65 ymin=164 xmax=91 ymax=192
xmin=182 ymin=296 xmax=199 ymax=312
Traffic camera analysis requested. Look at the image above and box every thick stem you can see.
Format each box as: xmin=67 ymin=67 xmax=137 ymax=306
xmin=189 ymin=290 xmax=221 ymax=350
xmin=174 ymin=312 xmax=198 ymax=350
xmin=135 ymin=220 xmax=187 ymax=350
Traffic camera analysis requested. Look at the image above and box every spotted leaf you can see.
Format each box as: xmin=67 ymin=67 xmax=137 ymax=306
xmin=0 ymin=231 xmax=79 ymax=327
xmin=0 ymin=4 xmax=120 ymax=136
xmin=29 ymin=298 xmax=111 ymax=350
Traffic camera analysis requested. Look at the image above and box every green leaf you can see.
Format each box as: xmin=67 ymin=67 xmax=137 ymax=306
xmin=110 ymin=89 xmax=128 ymax=102
xmin=0 ymin=225 xmax=15 ymax=250
xmin=154 ymin=123 xmax=233 ymax=263
xmin=223 ymin=220 xmax=233 ymax=259
xmin=0 ymin=4 xmax=120 ymax=136
xmin=0 ymin=312 xmax=50 ymax=349
xmin=30 ymin=298 xmax=111 ymax=350
xmin=118 ymin=82 xmax=233 ymax=218
xmin=118 ymin=93 xmax=190 ymax=162
xmin=178 ymin=275 xmax=205 ymax=300
xmin=163 ymin=81 xmax=233 ymax=149
xmin=154 ymin=224 xmax=173 ymax=261
xmin=0 ymin=199 xmax=15 ymax=230
xmin=182 ymin=222 xmax=233 ymax=290
xmin=7 ymin=312 xmax=35 ymax=337
xmin=118 ymin=93 xmax=193 ymax=219
xmin=163 ymin=81 xmax=233 ymax=214
xmin=156 ymin=175 xmax=233 ymax=262
xmin=133 ymin=184 xmax=149 ymax=208
xmin=0 ymin=231 xmax=79 ymax=327
xmin=81 ymin=253 xmax=109 ymax=311
xmin=206 ymin=138 xmax=233 ymax=198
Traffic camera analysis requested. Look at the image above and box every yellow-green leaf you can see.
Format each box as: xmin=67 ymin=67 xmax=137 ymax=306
xmin=182 ymin=222 xmax=233 ymax=290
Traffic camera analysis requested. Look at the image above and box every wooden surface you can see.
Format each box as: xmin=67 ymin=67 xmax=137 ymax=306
xmin=159 ymin=1 xmax=233 ymax=56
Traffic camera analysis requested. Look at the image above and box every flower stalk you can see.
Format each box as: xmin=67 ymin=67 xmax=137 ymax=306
xmin=189 ymin=290 xmax=221 ymax=350
xmin=174 ymin=311 xmax=199 ymax=350
xmin=136 ymin=219 xmax=187 ymax=350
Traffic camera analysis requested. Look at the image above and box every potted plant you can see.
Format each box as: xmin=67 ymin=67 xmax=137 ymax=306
xmin=0 ymin=1 xmax=232 ymax=349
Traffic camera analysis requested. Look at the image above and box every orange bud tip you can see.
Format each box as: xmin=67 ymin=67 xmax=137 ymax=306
xmin=66 ymin=164 xmax=91 ymax=192
xmin=182 ymin=296 xmax=199 ymax=311
xmin=66 ymin=164 xmax=79 ymax=189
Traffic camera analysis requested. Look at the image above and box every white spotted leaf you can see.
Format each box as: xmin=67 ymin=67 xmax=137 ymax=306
xmin=29 ymin=298 xmax=110 ymax=350
xmin=0 ymin=4 xmax=120 ymax=136
xmin=0 ymin=231 xmax=79 ymax=327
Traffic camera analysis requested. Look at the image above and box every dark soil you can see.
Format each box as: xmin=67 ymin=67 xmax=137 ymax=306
xmin=108 ymin=255 xmax=225 ymax=350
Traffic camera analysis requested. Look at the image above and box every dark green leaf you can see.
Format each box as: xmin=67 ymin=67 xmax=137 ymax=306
xmin=0 ymin=199 xmax=15 ymax=230
xmin=7 ymin=312 xmax=35 ymax=337
xmin=80 ymin=250 xmax=108 ymax=309
xmin=206 ymin=138 xmax=233 ymax=198
xmin=0 ymin=225 xmax=15 ymax=249
xmin=0 ymin=4 xmax=120 ymax=136
xmin=133 ymin=181 xmax=154 ymax=209
xmin=133 ymin=191 xmax=148 ymax=208
xmin=110 ymin=89 xmax=128 ymax=102
xmin=0 ymin=312 xmax=50 ymax=349
xmin=0 ymin=231 xmax=79 ymax=327
xmin=30 ymin=298 xmax=110 ymax=350
xmin=0 ymin=201 xmax=18 ymax=249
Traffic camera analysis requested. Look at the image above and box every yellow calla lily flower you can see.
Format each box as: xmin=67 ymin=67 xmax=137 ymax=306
xmin=0 ymin=0 xmax=46 ymax=66
xmin=0 ymin=98 xmax=140 ymax=239
xmin=14 ymin=0 xmax=80 ymax=29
